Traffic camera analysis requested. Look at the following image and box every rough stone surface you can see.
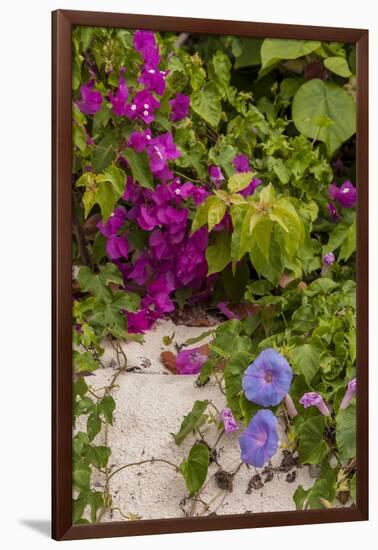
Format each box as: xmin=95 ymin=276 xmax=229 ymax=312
xmin=76 ymin=319 xmax=316 ymax=522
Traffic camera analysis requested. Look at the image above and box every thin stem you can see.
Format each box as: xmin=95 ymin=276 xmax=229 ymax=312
xmin=108 ymin=458 xmax=179 ymax=483
xmin=72 ymin=193 xmax=92 ymax=268
xmin=174 ymin=170 xmax=204 ymax=184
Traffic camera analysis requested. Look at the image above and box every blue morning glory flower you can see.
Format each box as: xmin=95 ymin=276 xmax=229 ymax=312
xmin=239 ymin=409 xmax=279 ymax=467
xmin=242 ymin=348 xmax=293 ymax=407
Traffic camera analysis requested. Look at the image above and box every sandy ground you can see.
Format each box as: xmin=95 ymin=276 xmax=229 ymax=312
xmin=77 ymin=319 xmax=316 ymax=521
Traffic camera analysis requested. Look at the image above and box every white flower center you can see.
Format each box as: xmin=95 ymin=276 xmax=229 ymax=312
xmin=130 ymin=104 xmax=137 ymax=111
xmin=175 ymin=189 xmax=181 ymax=195
xmin=143 ymin=103 xmax=149 ymax=109
xmin=148 ymin=69 xmax=155 ymax=74
xmin=143 ymin=110 xmax=149 ymax=116
xmin=341 ymin=188 xmax=350 ymax=194
xmin=146 ymin=134 xmax=151 ymax=140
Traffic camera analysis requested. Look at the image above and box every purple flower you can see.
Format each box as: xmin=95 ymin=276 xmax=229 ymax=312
xmin=340 ymin=378 xmax=356 ymax=410
xmin=328 ymin=181 xmax=357 ymax=209
xmin=176 ymin=228 xmax=208 ymax=286
xmin=219 ymin=408 xmax=239 ymax=433
xmin=77 ymin=79 xmax=103 ymax=115
xmin=218 ymin=302 xmax=238 ymax=320
xmin=233 ymin=154 xmax=250 ymax=173
xmin=176 ymin=347 xmax=208 ymax=375
xmin=136 ymin=205 xmax=158 ymax=231
xmin=125 ymin=90 xmax=160 ymax=124
xmin=169 ymin=93 xmax=190 ymax=121
xmin=127 ymin=255 xmax=151 ymax=285
xmin=284 ymin=394 xmax=298 ymax=419
xmin=239 ymin=178 xmax=261 ymax=198
xmin=106 ymin=235 xmax=129 ymax=260
xmin=128 ymin=128 xmax=153 ymax=153
xmin=242 ymin=348 xmax=293 ymax=407
xmin=109 ymin=70 xmax=128 ymax=116
xmin=126 ymin=308 xmax=157 ymax=333
xmin=208 ymin=165 xmax=225 ymax=187
xmin=97 ymin=207 xmax=126 ymax=237
xmin=139 ymin=67 xmax=168 ymax=96
xmin=321 ymin=251 xmax=335 ymax=275
xmin=133 ymin=30 xmax=160 ymax=67
xmin=299 ymin=392 xmax=330 ymax=416
xmin=323 ymin=252 xmax=335 ymax=266
xmin=239 ymin=409 xmax=279 ymax=468
xmin=327 ymin=202 xmax=341 ymax=221
xmin=146 ymin=133 xmax=181 ymax=179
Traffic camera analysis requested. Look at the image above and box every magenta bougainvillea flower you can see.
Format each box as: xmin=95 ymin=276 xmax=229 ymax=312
xmin=106 ymin=235 xmax=129 ymax=260
xmin=176 ymin=346 xmax=208 ymax=375
xmin=208 ymin=165 xmax=225 ymax=187
xmin=219 ymin=408 xmax=239 ymax=433
xmin=242 ymin=348 xmax=293 ymax=407
xmin=133 ymin=30 xmax=160 ymax=67
xmin=77 ymin=79 xmax=103 ymax=115
xmin=125 ymin=90 xmax=160 ymax=124
xmin=340 ymin=378 xmax=356 ymax=410
xmin=217 ymin=302 xmax=238 ymax=320
xmin=109 ymin=69 xmax=128 ymax=116
xmin=239 ymin=409 xmax=279 ymax=468
xmin=97 ymin=207 xmax=126 ymax=237
xmin=327 ymin=202 xmax=341 ymax=221
xmin=328 ymin=181 xmax=357 ymax=208
xmin=176 ymin=227 xmax=208 ymax=286
xmin=240 ymin=178 xmax=262 ymax=198
xmin=139 ymin=67 xmax=168 ymax=96
xmin=169 ymin=93 xmax=190 ymax=121
xmin=299 ymin=392 xmax=330 ymax=416
xmin=126 ymin=308 xmax=158 ymax=333
xmin=233 ymin=154 xmax=250 ymax=173
xmin=128 ymin=128 xmax=152 ymax=153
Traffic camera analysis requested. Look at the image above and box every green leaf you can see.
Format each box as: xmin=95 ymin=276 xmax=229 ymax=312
xmin=179 ymin=442 xmax=209 ymax=495
xmin=206 ymin=231 xmax=231 ymax=275
xmin=77 ymin=264 xmax=123 ymax=301
xmin=298 ymin=416 xmax=328 ymax=464
xmin=92 ymin=134 xmax=117 ymax=172
xmin=98 ymin=395 xmax=116 ymax=425
xmin=338 ymin=222 xmax=356 ymax=261
xmin=291 ymin=304 xmax=316 ymax=333
xmin=73 ymin=351 xmax=98 ymax=373
xmin=209 ymin=51 xmax=231 ymax=98
xmin=73 ymin=125 xmax=87 ymax=152
xmin=73 ymin=377 xmax=88 ymax=398
xmin=87 ymin=413 xmax=101 ymax=441
xmin=224 ymin=351 xmax=252 ymax=418
xmin=96 ymin=180 xmax=117 ymax=222
xmin=191 ymin=83 xmax=222 ymax=128
xmin=123 ymin=148 xmax=153 ymax=189
xmin=73 ymin=461 xmax=91 ymax=491
xmin=205 ymin=195 xmax=227 ymax=232
xmin=336 ymin=403 xmax=356 ymax=462
xmin=174 ymin=400 xmax=209 ymax=445
xmin=290 ymin=344 xmax=320 ymax=384
xmin=251 ymin=215 xmax=273 ymax=260
xmin=292 ymin=79 xmax=356 ymax=155
xmin=260 ymin=39 xmax=321 ymax=71
xmin=88 ymin=445 xmax=111 ymax=469
xmin=96 ymin=165 xmax=126 ymax=195
xmin=73 ymin=492 xmax=89 ymax=523
xmin=294 ymin=478 xmax=333 ymax=510
xmin=228 ymin=171 xmax=254 ymax=193
xmin=88 ymin=491 xmax=104 ymax=523
xmin=234 ymin=38 xmax=262 ymax=69
xmin=324 ymin=56 xmax=352 ymax=77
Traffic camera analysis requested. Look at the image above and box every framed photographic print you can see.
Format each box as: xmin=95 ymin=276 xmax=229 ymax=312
xmin=52 ymin=9 xmax=368 ymax=541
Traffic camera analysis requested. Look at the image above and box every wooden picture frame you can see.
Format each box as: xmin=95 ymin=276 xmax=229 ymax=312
xmin=52 ymin=9 xmax=368 ymax=541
